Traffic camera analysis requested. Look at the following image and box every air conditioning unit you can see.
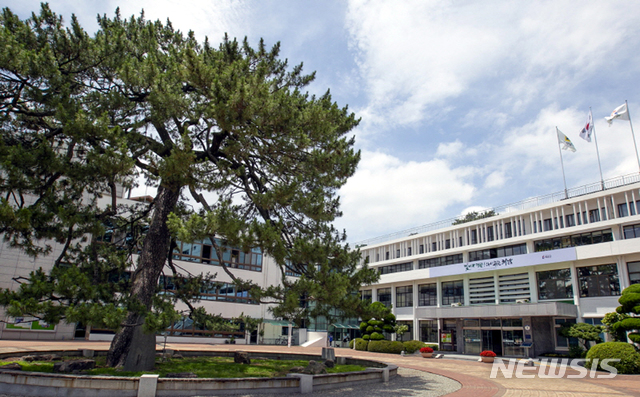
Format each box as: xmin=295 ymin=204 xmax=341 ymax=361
xmin=516 ymin=299 xmax=530 ymax=304
xmin=451 ymin=302 xmax=462 ymax=307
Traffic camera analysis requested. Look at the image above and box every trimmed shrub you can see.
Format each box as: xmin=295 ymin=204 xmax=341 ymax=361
xmin=359 ymin=322 xmax=368 ymax=331
xmin=373 ymin=326 xmax=383 ymax=333
xmin=403 ymin=340 xmax=425 ymax=354
xmin=383 ymin=324 xmax=394 ymax=332
xmin=370 ymin=332 xmax=384 ymax=340
xmin=367 ymin=340 xmax=405 ymax=354
xmin=366 ymin=326 xmax=374 ymax=333
xmin=355 ymin=338 xmax=368 ymax=351
xmin=362 ymin=334 xmax=370 ymax=340
xmin=586 ymin=342 xmax=640 ymax=374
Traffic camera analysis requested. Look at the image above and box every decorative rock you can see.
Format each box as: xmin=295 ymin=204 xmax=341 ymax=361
xmin=0 ymin=363 xmax=22 ymax=370
xmin=166 ymin=372 xmax=197 ymax=378
xmin=53 ymin=359 xmax=96 ymax=373
xmin=172 ymin=354 xmax=183 ymax=359
xmin=22 ymin=356 xmax=36 ymax=362
xmin=302 ymin=360 xmax=327 ymax=375
xmin=288 ymin=366 xmax=305 ymax=373
xmin=233 ymin=351 xmax=251 ymax=365
xmin=324 ymin=359 xmax=335 ymax=368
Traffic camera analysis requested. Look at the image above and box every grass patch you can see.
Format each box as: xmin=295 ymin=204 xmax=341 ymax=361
xmin=0 ymin=356 xmax=367 ymax=378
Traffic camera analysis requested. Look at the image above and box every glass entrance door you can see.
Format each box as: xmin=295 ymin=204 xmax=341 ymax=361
xmin=482 ymin=330 xmax=503 ymax=356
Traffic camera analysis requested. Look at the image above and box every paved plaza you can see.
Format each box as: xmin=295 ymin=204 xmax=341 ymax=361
xmin=0 ymin=340 xmax=639 ymax=396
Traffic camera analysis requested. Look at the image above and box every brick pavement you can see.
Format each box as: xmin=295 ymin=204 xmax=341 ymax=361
xmin=0 ymin=340 xmax=639 ymax=396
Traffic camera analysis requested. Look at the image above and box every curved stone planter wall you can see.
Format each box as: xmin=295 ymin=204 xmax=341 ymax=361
xmin=0 ymin=350 xmax=397 ymax=396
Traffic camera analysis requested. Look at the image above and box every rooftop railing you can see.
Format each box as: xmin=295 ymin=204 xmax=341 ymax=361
xmin=353 ymin=173 xmax=640 ymax=247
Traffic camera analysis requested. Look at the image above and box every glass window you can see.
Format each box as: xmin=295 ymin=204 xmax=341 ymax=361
xmin=537 ymin=268 xmax=573 ymax=300
xmin=623 ymin=224 xmax=640 ymax=239
xmin=441 ymin=280 xmax=464 ymax=305
xmin=408 ymin=247 xmax=412 ymax=256
xmin=543 ymin=219 xmax=552 ymax=231
xmin=361 ymin=289 xmax=372 ymax=302
xmin=377 ymin=288 xmax=392 ymax=308
xmin=396 ymin=286 xmax=413 ymax=308
xmin=589 ymin=209 xmax=600 ymax=223
xmin=619 ymin=203 xmax=629 ymax=218
xmin=419 ymin=320 xmax=438 ymax=343
xmin=628 ymin=261 xmax=640 ymax=285
xmin=419 ymin=245 xmax=424 ymax=254
xmin=565 ymin=214 xmax=575 ymax=227
xmin=577 ymin=264 xmax=621 ymax=297
xmin=418 ymin=283 xmax=437 ymax=306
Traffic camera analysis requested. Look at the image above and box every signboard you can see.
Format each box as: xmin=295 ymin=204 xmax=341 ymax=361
xmin=5 ymin=317 xmax=55 ymax=331
xmin=440 ymin=332 xmax=452 ymax=343
xmin=429 ymin=247 xmax=577 ymax=278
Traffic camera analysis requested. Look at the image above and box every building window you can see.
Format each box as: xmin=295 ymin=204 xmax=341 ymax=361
xmin=396 ymin=249 xmax=400 ymax=258
xmin=171 ymin=240 xmax=263 ymax=272
xmin=618 ymin=203 xmax=629 ymax=218
xmin=378 ymin=262 xmax=413 ymax=275
xmin=418 ymin=254 xmax=463 ymax=269
xmin=419 ymin=245 xmax=424 ymax=254
xmin=623 ymin=223 xmax=640 ymax=239
xmin=589 ymin=209 xmax=600 ymax=223
xmin=376 ymin=253 xmax=380 ymax=262
xmin=441 ymin=280 xmax=464 ymax=305
xmin=487 ymin=226 xmax=494 ymax=241
xmin=420 ymin=320 xmax=438 ymax=343
xmin=396 ymin=286 xmax=413 ymax=308
xmin=537 ymin=268 xmax=573 ymax=300
xmin=162 ymin=277 xmax=258 ymax=305
xmin=445 ymin=239 xmax=451 ymax=249
xmin=628 ymin=261 xmax=640 ymax=285
xmin=565 ymin=214 xmax=575 ymax=227
xmin=468 ymin=243 xmax=527 ymax=262
xmin=577 ymin=264 xmax=621 ymax=297
xmin=377 ymin=288 xmax=392 ymax=307
xmin=505 ymin=222 xmax=513 ymax=238
xmin=543 ymin=218 xmax=552 ymax=231
xmin=534 ymin=229 xmax=613 ymax=252
xmin=385 ymin=251 xmax=389 ymax=260
xmin=396 ymin=320 xmax=413 ymax=342
xmin=470 ymin=230 xmax=478 ymax=244
xmin=432 ymin=242 xmax=437 ymax=252
xmin=361 ymin=289 xmax=372 ymax=302
xmin=555 ymin=318 xmax=578 ymax=349
xmin=418 ymin=283 xmax=437 ymax=306
xmin=408 ymin=247 xmax=412 ymax=256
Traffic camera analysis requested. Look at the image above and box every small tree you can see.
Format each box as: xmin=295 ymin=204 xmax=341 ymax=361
xmin=602 ymin=312 xmax=629 ymax=342
xmin=611 ymin=284 xmax=640 ymax=343
xmin=559 ymin=322 xmax=604 ymax=351
xmin=452 ymin=210 xmax=496 ymax=225
xmin=359 ymin=302 xmax=397 ymax=341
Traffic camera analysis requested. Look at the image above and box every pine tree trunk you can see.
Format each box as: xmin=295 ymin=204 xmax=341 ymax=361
xmin=106 ymin=184 xmax=181 ymax=369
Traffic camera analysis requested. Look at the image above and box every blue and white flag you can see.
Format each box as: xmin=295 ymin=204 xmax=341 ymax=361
xmin=605 ymin=103 xmax=630 ymax=125
xmin=557 ymin=129 xmax=576 ymax=152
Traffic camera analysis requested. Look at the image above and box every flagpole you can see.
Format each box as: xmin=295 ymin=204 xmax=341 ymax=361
xmin=625 ymin=100 xmax=640 ymax=172
xmin=556 ymin=127 xmax=569 ymax=199
xmin=590 ymin=107 xmax=605 ymax=190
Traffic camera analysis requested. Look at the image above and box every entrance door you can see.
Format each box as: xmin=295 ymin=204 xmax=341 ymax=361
xmin=482 ymin=330 xmax=503 ymax=356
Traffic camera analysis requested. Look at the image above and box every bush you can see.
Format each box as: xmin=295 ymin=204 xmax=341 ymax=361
xmin=362 ymin=334 xmax=370 ymax=340
xmin=366 ymin=326 xmax=374 ymax=333
xmin=370 ymin=332 xmax=384 ymax=340
xmin=586 ymin=342 xmax=640 ymax=374
xmin=349 ymin=338 xmax=368 ymax=351
xmin=383 ymin=324 xmax=394 ymax=332
xmin=359 ymin=322 xmax=368 ymax=331
xmin=403 ymin=340 xmax=425 ymax=354
xmin=367 ymin=340 xmax=405 ymax=354
xmin=373 ymin=327 xmax=383 ymax=333
xmin=568 ymin=344 xmax=586 ymax=358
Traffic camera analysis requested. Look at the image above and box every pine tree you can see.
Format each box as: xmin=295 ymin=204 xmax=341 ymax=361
xmin=0 ymin=5 xmax=378 ymax=370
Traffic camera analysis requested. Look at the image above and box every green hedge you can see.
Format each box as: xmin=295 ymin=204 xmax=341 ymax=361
xmin=367 ymin=340 xmax=405 ymax=354
xmin=402 ymin=340 xmax=425 ymax=354
xmin=349 ymin=338 xmax=368 ymax=351
xmin=424 ymin=343 xmax=438 ymax=350
xmin=586 ymin=342 xmax=640 ymax=374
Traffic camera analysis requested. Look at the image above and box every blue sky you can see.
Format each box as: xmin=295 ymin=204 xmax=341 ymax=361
xmin=8 ymin=1 xmax=640 ymax=243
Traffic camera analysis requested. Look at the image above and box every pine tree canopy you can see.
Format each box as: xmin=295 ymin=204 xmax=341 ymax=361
xmin=0 ymin=4 xmax=378 ymax=369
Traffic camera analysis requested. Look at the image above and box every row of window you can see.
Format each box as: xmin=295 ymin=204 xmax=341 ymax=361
xmin=378 ymin=262 xmax=413 ymax=275
xmin=160 ymin=276 xmax=258 ymax=305
xmin=468 ymin=243 xmax=527 ymax=262
xmin=363 ymin=263 xmax=627 ymax=307
xmin=534 ymin=229 xmax=614 ymax=252
xmin=172 ymin=240 xmax=263 ymax=272
xmin=418 ymin=254 xmax=463 ymax=269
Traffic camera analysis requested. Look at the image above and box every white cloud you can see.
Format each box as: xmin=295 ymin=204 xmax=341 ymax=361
xmin=335 ymin=150 xmax=476 ymax=242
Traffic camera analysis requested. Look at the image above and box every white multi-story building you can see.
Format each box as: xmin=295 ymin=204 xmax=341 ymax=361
xmin=357 ymin=174 xmax=640 ymax=357
xmin=0 ymin=191 xmax=295 ymax=345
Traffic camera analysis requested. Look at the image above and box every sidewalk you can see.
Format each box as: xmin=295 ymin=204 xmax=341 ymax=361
xmin=0 ymin=340 xmax=639 ymax=397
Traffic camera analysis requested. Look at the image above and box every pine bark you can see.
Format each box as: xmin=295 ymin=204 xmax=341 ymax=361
xmin=106 ymin=184 xmax=181 ymax=369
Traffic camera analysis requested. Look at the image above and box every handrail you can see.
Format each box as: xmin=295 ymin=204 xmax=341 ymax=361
xmin=353 ymin=173 xmax=640 ymax=247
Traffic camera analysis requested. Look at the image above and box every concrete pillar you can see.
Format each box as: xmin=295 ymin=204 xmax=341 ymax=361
xmin=138 ymin=374 xmax=159 ymax=397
